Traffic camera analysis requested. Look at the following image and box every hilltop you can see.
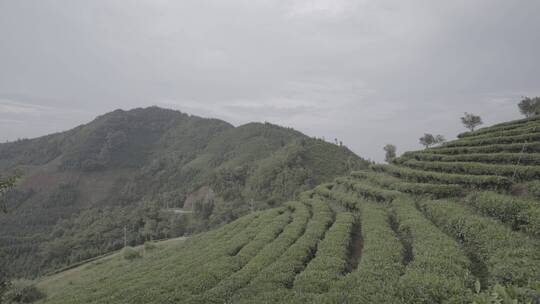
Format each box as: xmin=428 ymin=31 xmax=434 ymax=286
xmin=34 ymin=115 xmax=540 ymax=303
xmin=0 ymin=107 xmax=368 ymax=278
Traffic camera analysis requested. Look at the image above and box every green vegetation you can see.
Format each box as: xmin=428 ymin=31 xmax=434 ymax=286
xmin=418 ymin=199 xmax=540 ymax=294
xmin=326 ymin=200 xmax=403 ymax=303
xmin=400 ymin=151 xmax=540 ymax=165
xmin=0 ymin=107 xmax=367 ymax=278
xmin=313 ymin=183 xmax=359 ymax=210
xmin=383 ymin=144 xmax=397 ymax=163
xmin=442 ymin=132 xmax=540 ymax=148
xmin=338 ymin=178 xmax=401 ymax=202
xmin=234 ymin=200 xmax=333 ymax=302
xmin=461 ymin=112 xmax=483 ymax=132
xmin=122 ymin=247 xmax=141 ymax=261
xmin=419 ymin=133 xmax=445 ymax=148
xmin=458 ymin=124 xmax=540 ymax=141
xmin=402 ymin=159 xmax=540 ymax=181
xmin=371 ymin=163 xmax=512 ymax=189
xmin=202 ymin=202 xmax=312 ymax=302
xmin=351 ymin=170 xmax=463 ymax=198
xmin=293 ymin=211 xmax=354 ymax=294
xmin=458 ymin=119 xmax=540 ymax=138
xmin=518 ymin=96 xmax=540 ymax=117
xmin=0 ymin=175 xmax=18 ymax=213
xmin=2 ymin=280 xmax=46 ymax=303
xmin=526 ymin=180 xmax=540 ymax=198
xmin=473 ymin=283 xmax=540 ymax=304
xmin=482 ymin=114 xmax=540 ymax=128
xmin=4 ymin=109 xmax=540 ymax=303
xmin=464 ymin=191 xmax=540 ymax=237
xmin=427 ymin=141 xmax=540 ymax=154
xmin=391 ymin=198 xmax=472 ymax=303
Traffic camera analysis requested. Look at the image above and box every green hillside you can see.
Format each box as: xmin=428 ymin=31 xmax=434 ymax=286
xmin=33 ymin=115 xmax=540 ymax=303
xmin=0 ymin=107 xmax=367 ymax=278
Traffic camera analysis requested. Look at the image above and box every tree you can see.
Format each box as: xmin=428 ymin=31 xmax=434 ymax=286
xmin=0 ymin=174 xmax=17 ymax=303
xmin=0 ymin=266 xmax=9 ymax=304
xmin=435 ymin=135 xmax=446 ymax=144
xmin=518 ymin=97 xmax=540 ymax=117
xmin=419 ymin=133 xmax=445 ymax=149
xmin=0 ymin=175 xmax=18 ymax=213
xmin=2 ymin=280 xmax=46 ymax=303
xmin=142 ymin=219 xmax=158 ymax=241
xmin=383 ymin=144 xmax=397 ymax=163
xmin=461 ymin=112 xmax=483 ymax=131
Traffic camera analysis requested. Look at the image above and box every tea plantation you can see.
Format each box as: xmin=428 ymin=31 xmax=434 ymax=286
xmin=36 ymin=116 xmax=540 ymax=303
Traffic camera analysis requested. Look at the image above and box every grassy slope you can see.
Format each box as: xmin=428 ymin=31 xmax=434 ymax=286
xmin=37 ymin=237 xmax=189 ymax=303
xmin=30 ymin=115 xmax=540 ymax=304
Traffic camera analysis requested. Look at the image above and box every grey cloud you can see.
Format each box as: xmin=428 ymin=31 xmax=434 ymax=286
xmin=0 ymin=0 xmax=539 ymax=160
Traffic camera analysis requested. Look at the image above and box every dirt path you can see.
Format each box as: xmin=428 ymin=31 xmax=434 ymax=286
xmin=346 ymin=222 xmax=363 ymax=272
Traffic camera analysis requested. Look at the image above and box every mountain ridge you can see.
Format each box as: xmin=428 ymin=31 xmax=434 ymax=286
xmin=0 ymin=106 xmax=368 ymax=277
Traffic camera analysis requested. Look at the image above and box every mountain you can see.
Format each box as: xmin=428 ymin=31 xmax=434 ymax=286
xmin=34 ymin=115 xmax=540 ymax=303
xmin=0 ymin=107 xmax=368 ymax=278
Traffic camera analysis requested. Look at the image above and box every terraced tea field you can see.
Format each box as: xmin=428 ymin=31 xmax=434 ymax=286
xmin=37 ymin=116 xmax=540 ymax=303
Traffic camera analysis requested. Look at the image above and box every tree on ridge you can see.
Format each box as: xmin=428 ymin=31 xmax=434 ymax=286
xmin=419 ymin=133 xmax=445 ymax=149
xmin=518 ymin=97 xmax=540 ymax=117
xmin=461 ymin=112 xmax=483 ymax=131
xmin=383 ymin=144 xmax=397 ymax=163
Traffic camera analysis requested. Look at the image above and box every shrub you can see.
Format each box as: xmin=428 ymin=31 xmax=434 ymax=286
xmin=0 ymin=269 xmax=9 ymax=303
xmin=402 ymin=152 xmax=540 ymax=166
xmin=313 ymin=183 xmax=333 ymax=198
xmin=480 ymin=115 xmax=540 ymax=129
xmin=136 ymin=209 xmax=278 ymax=299
xmin=391 ymin=182 xmax=463 ymax=198
xmin=456 ymin=123 xmax=518 ymax=139
xmin=465 ymin=191 xmax=540 ymax=237
xmin=473 ymin=282 xmax=540 ymax=304
xmin=240 ymin=200 xmax=333 ymax=295
xmin=336 ymin=177 xmax=400 ymax=202
xmin=427 ymin=142 xmax=540 ymax=155
xmin=176 ymin=207 xmax=293 ymax=294
xmin=403 ymin=159 xmax=540 ymax=181
xmin=417 ymin=199 xmax=540 ymax=288
xmin=391 ymin=198 xmax=473 ymax=303
xmin=123 ymin=246 xmax=141 ymax=261
xmin=370 ymin=164 xmax=512 ymax=189
xmin=294 ymin=211 xmax=354 ymax=293
xmin=2 ymin=280 xmax=46 ymax=303
xmin=297 ymin=190 xmax=314 ymax=201
xmin=458 ymin=124 xmax=540 ymax=139
xmin=314 ymin=183 xmax=359 ymax=210
xmin=204 ymin=202 xmax=321 ymax=302
xmin=143 ymin=241 xmax=157 ymax=251
xmin=350 ymin=170 xmax=463 ymax=198
xmin=527 ymin=180 xmax=540 ymax=198
xmin=326 ymin=200 xmax=403 ymax=303
xmin=443 ymin=132 xmax=540 ymax=148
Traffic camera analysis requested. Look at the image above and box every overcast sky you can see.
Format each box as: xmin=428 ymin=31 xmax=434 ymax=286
xmin=1 ymin=0 xmax=539 ymax=161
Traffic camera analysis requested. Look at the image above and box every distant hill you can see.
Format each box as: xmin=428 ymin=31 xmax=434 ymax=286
xmin=0 ymin=107 xmax=368 ymax=277
xmin=34 ymin=114 xmax=540 ymax=303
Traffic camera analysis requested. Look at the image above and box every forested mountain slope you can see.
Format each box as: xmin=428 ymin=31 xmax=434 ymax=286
xmin=35 ymin=115 xmax=540 ymax=303
xmin=0 ymin=107 xmax=367 ymax=278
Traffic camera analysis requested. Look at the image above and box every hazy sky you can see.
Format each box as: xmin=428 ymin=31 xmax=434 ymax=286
xmin=1 ymin=1 xmax=539 ymax=161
